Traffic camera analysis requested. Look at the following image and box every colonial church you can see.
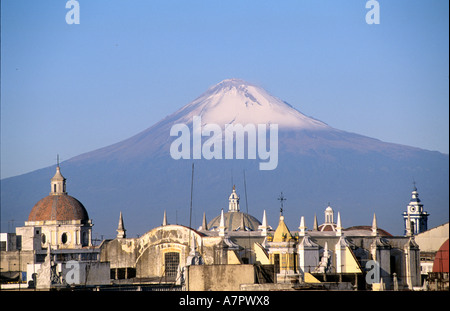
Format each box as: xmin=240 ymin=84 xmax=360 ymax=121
xmin=0 ymin=165 xmax=436 ymax=290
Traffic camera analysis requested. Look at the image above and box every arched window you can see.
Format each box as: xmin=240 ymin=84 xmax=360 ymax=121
xmin=61 ymin=233 xmax=68 ymax=244
xmin=82 ymin=232 xmax=88 ymax=246
xmin=164 ymin=252 xmax=180 ymax=279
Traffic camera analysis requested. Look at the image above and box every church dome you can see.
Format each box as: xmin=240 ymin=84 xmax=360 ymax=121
xmin=318 ymin=223 xmax=337 ymax=232
xmin=28 ymin=194 xmax=89 ymax=222
xmin=344 ymin=226 xmax=393 ymax=237
xmin=28 ymin=164 xmax=89 ymax=222
xmin=207 ymin=186 xmax=262 ymax=231
xmin=208 ymin=211 xmax=261 ymax=231
xmin=433 ymin=239 xmax=449 ymax=273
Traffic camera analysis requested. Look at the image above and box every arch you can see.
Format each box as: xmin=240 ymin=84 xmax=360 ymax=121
xmin=134 ymin=224 xmax=205 ymax=277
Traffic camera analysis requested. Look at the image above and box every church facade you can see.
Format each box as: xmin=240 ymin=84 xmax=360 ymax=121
xmin=0 ymin=165 xmax=106 ymax=289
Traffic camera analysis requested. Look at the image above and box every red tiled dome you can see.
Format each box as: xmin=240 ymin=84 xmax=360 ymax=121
xmin=28 ymin=194 xmax=89 ymax=222
xmin=318 ymin=223 xmax=336 ymax=232
xmin=433 ymin=239 xmax=449 ymax=273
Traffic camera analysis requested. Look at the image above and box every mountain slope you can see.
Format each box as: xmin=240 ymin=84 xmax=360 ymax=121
xmin=1 ymin=79 xmax=448 ymax=238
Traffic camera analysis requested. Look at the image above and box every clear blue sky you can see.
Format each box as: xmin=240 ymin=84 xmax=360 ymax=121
xmin=1 ymin=0 xmax=448 ymax=179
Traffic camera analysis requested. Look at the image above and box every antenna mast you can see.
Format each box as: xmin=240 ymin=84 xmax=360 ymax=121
xmin=243 ymin=170 xmax=249 ymax=214
xmin=189 ymin=163 xmax=194 ymax=229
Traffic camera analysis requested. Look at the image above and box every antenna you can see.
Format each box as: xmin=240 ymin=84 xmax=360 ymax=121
xmin=188 ymin=163 xmax=194 ymax=250
xmin=189 ymin=163 xmax=194 ymax=229
xmin=57 ymin=154 xmax=60 ymax=167
xmin=231 ymin=169 xmax=234 ymax=191
xmin=243 ymin=170 xmax=249 ymax=215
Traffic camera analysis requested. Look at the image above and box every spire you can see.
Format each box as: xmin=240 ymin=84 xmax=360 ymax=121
xmin=336 ymin=212 xmax=343 ymax=236
xmin=299 ymin=216 xmax=307 ymax=236
xmin=313 ymin=214 xmax=318 ymax=231
xmin=116 ymin=211 xmax=126 ymax=239
xmin=258 ymin=210 xmax=269 ymax=236
xmin=410 ymin=182 xmax=421 ymax=203
xmin=50 ymin=160 xmax=67 ymax=195
xmin=262 ymin=210 xmax=267 ymax=227
xmin=163 ymin=210 xmax=168 ymax=226
xmin=371 ymin=213 xmax=378 ymax=236
xmin=228 ymin=185 xmax=240 ymax=212
xmin=201 ymin=212 xmax=208 ymax=231
xmin=219 ymin=209 xmax=226 ymax=236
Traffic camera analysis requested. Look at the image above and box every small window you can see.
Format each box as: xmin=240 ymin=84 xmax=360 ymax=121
xmin=41 ymin=233 xmax=46 ymax=244
xmin=61 ymin=233 xmax=68 ymax=244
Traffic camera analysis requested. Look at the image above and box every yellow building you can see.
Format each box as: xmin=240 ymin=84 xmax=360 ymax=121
xmin=267 ymin=214 xmax=299 ymax=283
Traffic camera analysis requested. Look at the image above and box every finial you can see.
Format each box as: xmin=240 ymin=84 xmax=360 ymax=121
xmin=299 ymin=216 xmax=307 ymax=236
xmin=57 ymin=154 xmax=60 ymax=167
xmin=336 ymin=212 xmax=343 ymax=236
xmin=163 ymin=210 xmax=168 ymax=226
xmin=313 ymin=214 xmax=318 ymax=231
xmin=116 ymin=211 xmax=126 ymax=238
xmin=201 ymin=212 xmax=208 ymax=231
xmin=371 ymin=213 xmax=378 ymax=236
xmin=258 ymin=210 xmax=269 ymax=236
xmin=219 ymin=208 xmax=226 ymax=236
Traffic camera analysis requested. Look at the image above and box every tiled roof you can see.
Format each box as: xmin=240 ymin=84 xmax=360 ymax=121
xmin=28 ymin=194 xmax=89 ymax=222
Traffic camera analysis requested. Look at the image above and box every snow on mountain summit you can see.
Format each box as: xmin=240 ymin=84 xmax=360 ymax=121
xmin=172 ymin=78 xmax=329 ymax=130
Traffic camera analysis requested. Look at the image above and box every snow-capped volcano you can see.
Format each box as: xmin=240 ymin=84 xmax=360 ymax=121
xmin=2 ymin=78 xmax=448 ymax=238
xmin=67 ymin=78 xmax=424 ymax=162
xmin=168 ymin=78 xmax=329 ymax=130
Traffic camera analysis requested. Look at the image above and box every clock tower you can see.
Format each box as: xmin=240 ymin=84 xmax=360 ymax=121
xmin=402 ymin=183 xmax=429 ymax=235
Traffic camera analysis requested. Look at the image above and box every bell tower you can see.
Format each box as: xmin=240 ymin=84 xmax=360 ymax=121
xmin=402 ymin=182 xmax=429 ymax=235
xmin=228 ymin=185 xmax=240 ymax=212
